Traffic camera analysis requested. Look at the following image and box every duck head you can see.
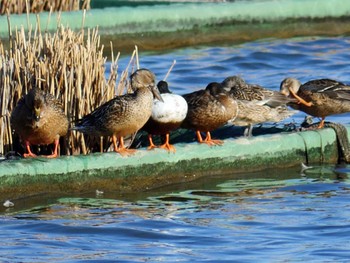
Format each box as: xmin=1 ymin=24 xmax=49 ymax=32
xmin=206 ymin=82 xmax=229 ymax=96
xmin=33 ymin=100 xmax=42 ymax=122
xmin=26 ymin=88 xmax=45 ymax=122
xmin=280 ymin=78 xmax=302 ymax=97
xmin=130 ymin=68 xmax=164 ymax=102
xmin=221 ymin=75 xmax=246 ymax=92
xmin=157 ymin=80 xmax=171 ymax=94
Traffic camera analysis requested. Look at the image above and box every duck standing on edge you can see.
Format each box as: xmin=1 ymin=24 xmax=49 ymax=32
xmin=11 ymin=88 xmax=68 ymax=158
xmin=280 ymin=78 xmax=350 ymax=129
xmin=181 ymin=82 xmax=238 ymax=145
xmin=222 ymin=75 xmax=297 ymax=137
xmin=72 ymin=68 xmax=163 ymax=156
xmin=142 ymin=80 xmax=188 ymax=152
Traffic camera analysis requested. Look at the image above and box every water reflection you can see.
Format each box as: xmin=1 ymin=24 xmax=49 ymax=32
xmin=1 ymin=163 xmax=350 ymax=261
xmin=4 ymin=163 xmax=348 ymax=218
xmin=2 ymin=36 xmax=350 ymax=261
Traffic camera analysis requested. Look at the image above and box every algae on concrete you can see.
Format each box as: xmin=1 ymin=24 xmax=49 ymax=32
xmin=0 ymin=127 xmax=342 ymax=200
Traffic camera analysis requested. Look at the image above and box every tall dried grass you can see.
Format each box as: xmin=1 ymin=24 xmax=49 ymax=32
xmin=0 ymin=0 xmax=90 ymax=15
xmin=0 ymin=12 xmax=140 ymax=156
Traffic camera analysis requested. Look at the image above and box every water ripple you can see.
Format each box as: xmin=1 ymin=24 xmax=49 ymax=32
xmin=2 ymin=36 xmax=350 ymax=262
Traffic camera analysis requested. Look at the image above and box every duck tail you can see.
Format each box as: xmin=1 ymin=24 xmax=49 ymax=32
xmin=69 ymin=118 xmax=92 ymax=133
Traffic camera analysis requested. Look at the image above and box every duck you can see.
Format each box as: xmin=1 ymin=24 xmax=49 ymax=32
xmin=222 ymin=75 xmax=297 ymax=136
xmin=222 ymin=75 xmax=293 ymax=107
xmin=280 ymin=77 xmax=350 ymax=128
xmin=181 ymin=82 xmax=238 ymax=145
xmin=142 ymin=80 xmax=188 ymax=152
xmin=10 ymin=87 xmax=68 ymax=158
xmin=234 ymin=101 xmax=297 ymax=137
xmin=72 ymin=68 xmax=163 ymax=156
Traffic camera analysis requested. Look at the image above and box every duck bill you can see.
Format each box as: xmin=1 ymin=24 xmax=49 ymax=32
xmin=34 ymin=108 xmax=41 ymax=121
xmin=152 ymin=86 xmax=164 ymax=102
xmin=279 ymin=87 xmax=289 ymax=97
xmin=280 ymin=90 xmax=288 ymax=96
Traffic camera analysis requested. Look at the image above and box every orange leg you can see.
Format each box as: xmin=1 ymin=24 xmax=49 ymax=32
xmin=196 ymin=130 xmax=223 ymax=146
xmin=147 ymin=134 xmax=157 ymax=150
xmin=289 ymin=88 xmax=313 ymax=107
xmin=159 ymin=133 xmax=176 ymax=153
xmin=196 ymin=130 xmax=205 ymax=143
xmin=317 ymin=117 xmax=325 ymax=129
xmin=23 ymin=141 xmax=37 ymax=158
xmin=112 ymin=135 xmax=136 ymax=156
xmin=46 ymin=139 xmax=60 ymax=159
xmin=204 ymin=131 xmax=224 ymax=146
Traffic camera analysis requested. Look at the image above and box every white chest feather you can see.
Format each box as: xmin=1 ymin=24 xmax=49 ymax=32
xmin=151 ymin=93 xmax=188 ymax=123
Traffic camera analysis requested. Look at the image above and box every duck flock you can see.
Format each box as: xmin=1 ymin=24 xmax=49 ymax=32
xmin=10 ymin=68 xmax=350 ymax=158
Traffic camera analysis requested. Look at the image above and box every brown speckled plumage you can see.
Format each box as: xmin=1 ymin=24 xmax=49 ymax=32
xmin=280 ymin=77 xmax=350 ymax=128
xmin=221 ymin=75 xmax=296 ymax=136
xmin=11 ymin=88 xmax=68 ymax=158
xmin=222 ymin=75 xmax=294 ymax=107
xmin=72 ymin=68 xmax=162 ymax=156
xmin=234 ymin=102 xmax=294 ymax=127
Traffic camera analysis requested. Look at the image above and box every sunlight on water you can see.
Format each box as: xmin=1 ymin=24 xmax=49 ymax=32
xmin=114 ymin=36 xmax=350 ymax=126
xmin=1 ymin=165 xmax=350 ymax=261
xmin=1 ymin=5 xmax=350 ymax=259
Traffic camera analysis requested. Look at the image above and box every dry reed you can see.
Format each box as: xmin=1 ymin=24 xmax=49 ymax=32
xmin=0 ymin=12 xmax=140 ymax=156
xmin=0 ymin=0 xmax=90 ymax=15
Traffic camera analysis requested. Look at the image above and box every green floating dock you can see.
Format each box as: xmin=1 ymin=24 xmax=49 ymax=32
xmin=1 ymin=0 xmax=350 ymax=53
xmin=0 ymin=126 xmax=347 ymax=200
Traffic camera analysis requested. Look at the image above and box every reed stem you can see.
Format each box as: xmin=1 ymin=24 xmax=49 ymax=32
xmin=0 ymin=12 xmax=142 ymax=156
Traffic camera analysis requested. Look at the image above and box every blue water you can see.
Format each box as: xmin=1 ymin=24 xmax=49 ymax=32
xmin=1 ymin=0 xmax=350 ymax=261
xmin=1 ymin=165 xmax=350 ymax=262
xmin=3 ymin=33 xmax=350 ymax=262
xmin=116 ymin=36 xmax=350 ymax=124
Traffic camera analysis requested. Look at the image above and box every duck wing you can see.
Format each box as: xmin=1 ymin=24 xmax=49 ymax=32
xmin=10 ymin=96 xmax=28 ymax=128
xmin=182 ymin=89 xmax=206 ymax=104
xmin=302 ymin=79 xmax=344 ymax=92
xmin=222 ymin=75 xmax=295 ymax=106
xmin=228 ymin=82 xmax=295 ymax=107
xmin=74 ymin=93 xmax=136 ymax=134
xmin=302 ymin=79 xmax=350 ymax=101
xmin=247 ymin=83 xmax=295 ymax=107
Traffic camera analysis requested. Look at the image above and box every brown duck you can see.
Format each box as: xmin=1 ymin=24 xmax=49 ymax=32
xmin=222 ymin=75 xmax=296 ymax=136
xmin=182 ymin=82 xmax=238 ymax=145
xmin=11 ymin=88 xmax=68 ymax=158
xmin=72 ymin=68 xmax=163 ymax=156
xmin=222 ymin=75 xmax=293 ymax=107
xmin=280 ymin=77 xmax=350 ymax=128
